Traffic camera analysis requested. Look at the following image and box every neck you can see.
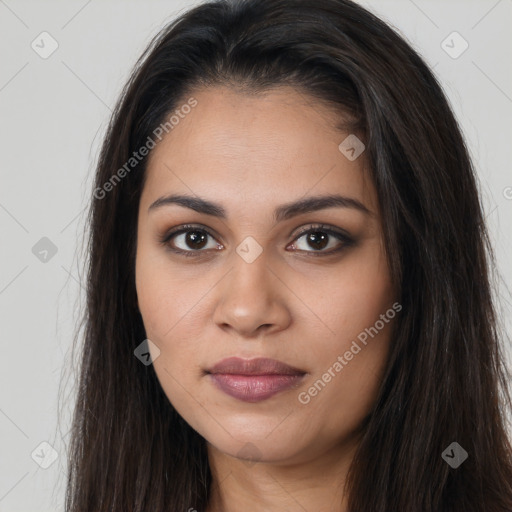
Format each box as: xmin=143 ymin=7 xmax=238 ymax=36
xmin=204 ymin=438 xmax=358 ymax=512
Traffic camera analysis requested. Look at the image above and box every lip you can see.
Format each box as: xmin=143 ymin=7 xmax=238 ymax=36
xmin=208 ymin=356 xmax=305 ymax=376
xmin=206 ymin=357 xmax=306 ymax=402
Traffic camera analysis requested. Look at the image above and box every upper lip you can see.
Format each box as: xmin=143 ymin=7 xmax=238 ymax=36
xmin=207 ymin=357 xmax=306 ymax=376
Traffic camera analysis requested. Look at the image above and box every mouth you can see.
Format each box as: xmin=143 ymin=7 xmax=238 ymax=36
xmin=205 ymin=357 xmax=307 ymax=402
xmin=207 ymin=356 xmax=306 ymax=376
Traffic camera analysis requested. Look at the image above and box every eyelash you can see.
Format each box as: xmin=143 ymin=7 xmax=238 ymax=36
xmin=158 ymin=223 xmax=355 ymax=258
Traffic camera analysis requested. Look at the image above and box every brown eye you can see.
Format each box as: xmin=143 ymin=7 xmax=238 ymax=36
xmin=160 ymin=225 xmax=222 ymax=256
xmin=179 ymin=230 xmax=209 ymax=250
xmin=300 ymin=231 xmax=330 ymax=251
xmin=166 ymin=229 xmax=218 ymax=251
xmin=290 ymin=225 xmax=355 ymax=255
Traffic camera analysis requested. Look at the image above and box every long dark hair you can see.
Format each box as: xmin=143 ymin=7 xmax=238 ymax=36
xmin=63 ymin=0 xmax=512 ymax=510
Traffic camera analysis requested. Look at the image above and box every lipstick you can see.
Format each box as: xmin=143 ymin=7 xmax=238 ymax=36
xmin=206 ymin=357 xmax=306 ymax=402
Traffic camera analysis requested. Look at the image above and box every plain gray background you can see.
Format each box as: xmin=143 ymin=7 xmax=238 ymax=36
xmin=0 ymin=1 xmax=511 ymax=510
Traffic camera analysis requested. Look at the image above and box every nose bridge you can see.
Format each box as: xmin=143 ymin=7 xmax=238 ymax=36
xmin=212 ymin=240 xmax=290 ymax=335
xmin=232 ymin=241 xmax=270 ymax=297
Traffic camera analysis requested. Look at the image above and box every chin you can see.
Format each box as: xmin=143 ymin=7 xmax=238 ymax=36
xmin=199 ymin=421 xmax=309 ymax=463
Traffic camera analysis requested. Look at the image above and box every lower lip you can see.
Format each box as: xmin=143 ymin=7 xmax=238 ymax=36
xmin=208 ymin=373 xmax=305 ymax=402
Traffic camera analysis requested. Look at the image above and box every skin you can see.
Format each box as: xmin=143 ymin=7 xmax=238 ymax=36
xmin=135 ymin=85 xmax=397 ymax=512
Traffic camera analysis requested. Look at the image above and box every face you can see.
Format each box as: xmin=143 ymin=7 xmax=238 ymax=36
xmin=135 ymin=85 xmax=397 ymax=465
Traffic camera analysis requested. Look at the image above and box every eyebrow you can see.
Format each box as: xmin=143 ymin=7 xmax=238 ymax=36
xmin=148 ymin=193 xmax=373 ymax=222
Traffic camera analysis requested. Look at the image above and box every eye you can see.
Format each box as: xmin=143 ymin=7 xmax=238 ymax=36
xmin=159 ymin=224 xmax=222 ymax=257
xmin=159 ymin=223 xmax=354 ymax=258
xmin=289 ymin=224 xmax=354 ymax=256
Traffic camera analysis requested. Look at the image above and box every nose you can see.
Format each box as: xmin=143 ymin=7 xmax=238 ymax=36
xmin=212 ymin=251 xmax=292 ymax=339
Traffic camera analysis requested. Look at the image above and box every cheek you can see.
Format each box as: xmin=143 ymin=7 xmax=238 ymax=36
xmin=135 ymin=238 xmax=196 ymax=337
xmin=299 ymin=239 xmax=393 ymax=345
xmin=135 ymin=243 xmax=217 ymax=382
xmin=296 ymin=241 xmax=394 ymax=414
xmin=135 ymin=254 xmax=203 ymax=409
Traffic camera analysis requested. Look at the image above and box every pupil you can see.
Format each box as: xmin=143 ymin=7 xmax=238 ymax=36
xmin=308 ymin=232 xmax=328 ymax=250
xmin=187 ymin=231 xmax=207 ymax=249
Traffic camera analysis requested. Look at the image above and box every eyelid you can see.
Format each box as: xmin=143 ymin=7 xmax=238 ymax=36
xmin=292 ymin=223 xmax=353 ymax=241
xmin=159 ymin=223 xmax=223 ymax=252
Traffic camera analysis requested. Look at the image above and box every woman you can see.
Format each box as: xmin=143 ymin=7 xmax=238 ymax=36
xmin=64 ymin=0 xmax=512 ymax=510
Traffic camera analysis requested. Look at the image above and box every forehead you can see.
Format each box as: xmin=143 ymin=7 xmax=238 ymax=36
xmin=140 ymin=85 xmax=377 ymax=216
